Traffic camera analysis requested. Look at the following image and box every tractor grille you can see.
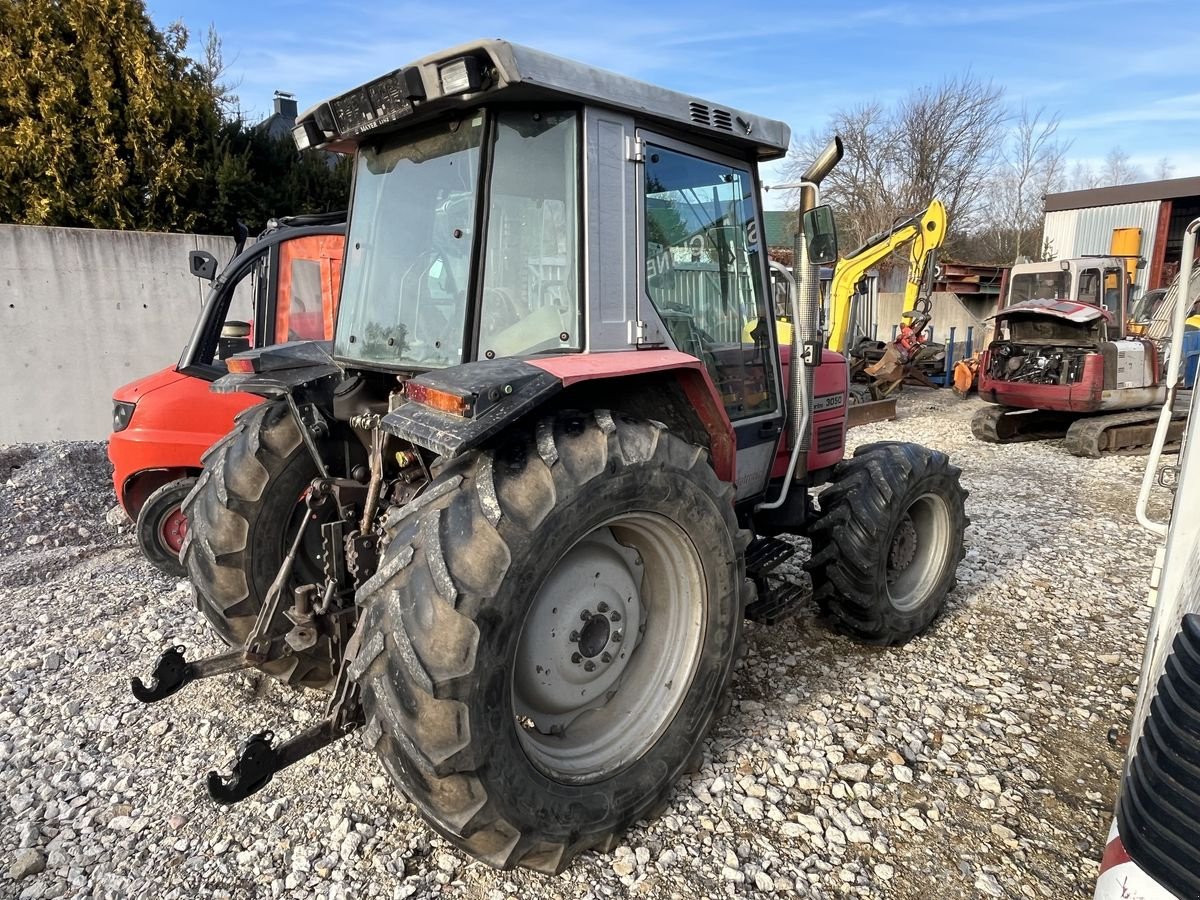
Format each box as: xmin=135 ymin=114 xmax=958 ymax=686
xmin=1116 ymin=612 xmax=1200 ymax=899
xmin=816 ymin=424 xmax=842 ymax=454
xmin=687 ymin=102 xmax=734 ymax=132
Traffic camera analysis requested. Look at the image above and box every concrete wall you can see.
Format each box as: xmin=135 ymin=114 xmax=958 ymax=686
xmin=871 ymin=291 xmax=997 ymax=364
xmin=1 ymin=225 xmax=235 ymax=443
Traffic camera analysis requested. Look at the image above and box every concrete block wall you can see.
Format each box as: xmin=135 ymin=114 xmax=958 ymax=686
xmin=0 ymin=225 xmax=235 ymax=443
xmin=871 ymin=291 xmax=998 ymax=362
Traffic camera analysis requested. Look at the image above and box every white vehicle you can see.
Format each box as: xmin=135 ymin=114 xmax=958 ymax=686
xmin=1094 ymin=216 xmax=1200 ymax=899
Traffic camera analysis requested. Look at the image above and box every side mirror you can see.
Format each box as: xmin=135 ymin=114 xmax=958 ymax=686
xmin=189 ymin=250 xmax=219 ymax=282
xmin=803 ymin=205 xmax=838 ymax=266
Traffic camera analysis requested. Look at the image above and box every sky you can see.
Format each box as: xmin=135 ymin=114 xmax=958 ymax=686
xmin=147 ymin=0 xmax=1200 ymax=209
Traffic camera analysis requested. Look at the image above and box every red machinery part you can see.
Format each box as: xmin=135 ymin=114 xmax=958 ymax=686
xmin=109 ymin=366 xmax=261 ymax=519
xmin=977 ymin=350 xmax=1105 ymax=414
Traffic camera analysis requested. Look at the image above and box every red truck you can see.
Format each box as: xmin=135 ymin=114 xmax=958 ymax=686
xmin=109 ymin=214 xmax=345 ymax=574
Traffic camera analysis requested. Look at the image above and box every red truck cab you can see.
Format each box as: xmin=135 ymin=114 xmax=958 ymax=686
xmin=110 ymin=216 xmax=345 ymax=574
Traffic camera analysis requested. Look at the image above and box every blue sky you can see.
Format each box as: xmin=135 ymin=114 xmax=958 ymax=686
xmin=148 ymin=0 xmax=1199 ymax=208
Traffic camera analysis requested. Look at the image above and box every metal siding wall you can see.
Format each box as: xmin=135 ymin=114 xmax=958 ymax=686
xmin=1042 ymin=202 xmax=1161 ymax=295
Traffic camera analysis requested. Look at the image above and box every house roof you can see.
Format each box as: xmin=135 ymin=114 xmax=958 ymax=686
xmin=1045 ymin=175 xmax=1200 ymax=212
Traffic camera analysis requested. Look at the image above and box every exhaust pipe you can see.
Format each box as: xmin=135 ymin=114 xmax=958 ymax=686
xmin=791 ymin=136 xmax=843 ymax=454
xmin=757 ymin=136 xmax=842 ymax=515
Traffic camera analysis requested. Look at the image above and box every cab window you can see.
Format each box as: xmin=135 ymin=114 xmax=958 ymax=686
xmin=477 ymin=110 xmax=580 ymax=358
xmin=1102 ymin=266 xmax=1125 ymax=320
xmin=1078 ymin=268 xmax=1102 ymax=306
xmin=205 ymin=260 xmax=260 ymax=366
xmin=274 ymin=234 xmax=344 ymax=343
xmin=641 ymin=144 xmax=776 ymax=421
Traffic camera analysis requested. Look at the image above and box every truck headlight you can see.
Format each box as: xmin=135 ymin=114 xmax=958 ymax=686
xmin=113 ymin=400 xmax=136 ymax=432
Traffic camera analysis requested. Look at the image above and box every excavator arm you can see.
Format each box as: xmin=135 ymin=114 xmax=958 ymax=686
xmin=826 ymin=199 xmax=947 ymax=354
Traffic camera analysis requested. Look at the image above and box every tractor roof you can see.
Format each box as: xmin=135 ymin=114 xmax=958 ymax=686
xmin=294 ymin=39 xmax=791 ymax=160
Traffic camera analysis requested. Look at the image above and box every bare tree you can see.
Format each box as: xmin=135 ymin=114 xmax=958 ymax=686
xmin=787 ymin=73 xmax=1005 ymax=255
xmin=978 ymin=105 xmax=1069 ymax=262
xmin=1101 ymin=147 xmax=1142 ymax=185
xmin=196 ymin=23 xmax=242 ymax=121
xmin=1068 ymin=160 xmax=1102 ymax=191
xmin=1155 ymin=156 xmax=1176 ymax=181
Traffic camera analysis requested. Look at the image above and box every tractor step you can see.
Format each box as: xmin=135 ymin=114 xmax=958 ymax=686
xmin=746 ymin=580 xmax=810 ymax=625
xmin=745 ymin=537 xmax=795 ymax=578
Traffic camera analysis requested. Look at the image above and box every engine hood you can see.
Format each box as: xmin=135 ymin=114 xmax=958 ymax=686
xmin=988 ymin=298 xmax=1112 ymax=324
xmin=112 ymin=365 xmax=188 ymax=403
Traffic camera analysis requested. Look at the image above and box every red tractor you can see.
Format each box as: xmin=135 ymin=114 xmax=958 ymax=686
xmin=131 ymin=41 xmax=968 ymax=871
xmin=109 ymin=214 xmax=344 ymax=574
xmin=972 ymin=256 xmax=1185 ymax=456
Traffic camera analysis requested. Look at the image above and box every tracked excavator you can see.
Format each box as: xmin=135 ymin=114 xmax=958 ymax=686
xmin=972 ymin=256 xmax=1187 ymax=457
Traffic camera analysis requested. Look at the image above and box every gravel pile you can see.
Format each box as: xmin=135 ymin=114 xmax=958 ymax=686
xmin=0 ymin=443 xmax=120 ymax=589
xmin=0 ymin=393 xmax=1166 ymax=899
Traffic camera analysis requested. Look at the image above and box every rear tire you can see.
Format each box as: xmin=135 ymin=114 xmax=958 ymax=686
xmin=136 ymin=477 xmax=197 ymax=577
xmin=181 ymin=401 xmax=334 ymax=689
xmin=350 ymin=411 xmax=752 ymax=872
xmin=806 ymin=441 xmax=967 ymax=644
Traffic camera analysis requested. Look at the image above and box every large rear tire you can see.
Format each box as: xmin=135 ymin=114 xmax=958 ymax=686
xmin=806 ymin=441 xmax=968 ymax=644
xmin=181 ymin=401 xmax=335 ymax=689
xmin=350 ymin=411 xmax=751 ymax=872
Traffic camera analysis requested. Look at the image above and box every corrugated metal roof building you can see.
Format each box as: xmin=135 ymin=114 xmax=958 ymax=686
xmin=1043 ymin=176 xmax=1200 ymax=295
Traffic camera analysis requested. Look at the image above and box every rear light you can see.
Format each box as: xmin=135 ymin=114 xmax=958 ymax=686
xmin=226 ymin=358 xmax=256 ymax=374
xmin=112 ymin=401 xmax=136 ymax=433
xmin=406 ymin=382 xmax=470 ymax=416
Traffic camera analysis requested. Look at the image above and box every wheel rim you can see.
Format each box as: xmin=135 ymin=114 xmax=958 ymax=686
xmin=886 ymin=492 xmax=953 ymax=612
xmin=512 ymin=513 xmax=706 ymax=783
xmin=160 ymin=506 xmax=188 ymax=554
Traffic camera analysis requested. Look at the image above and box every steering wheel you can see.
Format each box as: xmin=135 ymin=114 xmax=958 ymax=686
xmin=481 ymin=287 xmax=526 ymax=339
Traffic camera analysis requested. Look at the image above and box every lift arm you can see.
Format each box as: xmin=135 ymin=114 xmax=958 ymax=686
xmin=826 ymin=199 xmax=947 ymax=354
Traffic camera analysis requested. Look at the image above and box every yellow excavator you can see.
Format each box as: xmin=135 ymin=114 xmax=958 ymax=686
xmin=827 ymin=199 xmax=947 ymax=359
xmin=747 ymin=200 xmax=947 ymax=419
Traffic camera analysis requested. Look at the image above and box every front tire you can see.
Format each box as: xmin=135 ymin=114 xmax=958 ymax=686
xmin=136 ymin=477 xmax=197 ymax=577
xmin=806 ymin=441 xmax=967 ymax=644
xmin=350 ymin=411 xmax=751 ymax=872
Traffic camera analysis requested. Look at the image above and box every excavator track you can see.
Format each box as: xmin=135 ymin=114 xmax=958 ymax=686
xmin=970 ymin=406 xmax=1078 ymax=444
xmin=1064 ymin=410 xmax=1187 ymax=458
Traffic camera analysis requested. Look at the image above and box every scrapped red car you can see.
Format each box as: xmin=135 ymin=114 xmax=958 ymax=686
xmin=109 ymin=214 xmax=345 ymax=575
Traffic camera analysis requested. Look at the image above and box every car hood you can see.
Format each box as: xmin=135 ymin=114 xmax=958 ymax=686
xmin=112 ymin=366 xmax=188 ymax=403
xmin=988 ymin=298 xmax=1112 ymax=324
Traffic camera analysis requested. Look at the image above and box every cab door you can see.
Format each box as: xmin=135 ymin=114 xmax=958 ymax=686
xmin=266 ymin=232 xmax=346 ymax=343
xmin=636 ymin=132 xmax=783 ymax=500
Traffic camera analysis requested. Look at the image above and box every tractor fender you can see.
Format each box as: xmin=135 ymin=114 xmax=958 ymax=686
xmin=381 ymin=351 xmax=735 ymax=483
xmin=531 ymin=351 xmax=734 ymax=483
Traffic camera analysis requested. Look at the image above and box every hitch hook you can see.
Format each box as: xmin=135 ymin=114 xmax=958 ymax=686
xmin=130 ymin=645 xmax=252 ymax=703
xmin=206 ymin=730 xmax=278 ymax=803
xmin=130 ymin=645 xmax=190 ymax=702
xmin=206 ymin=717 xmax=357 ymax=805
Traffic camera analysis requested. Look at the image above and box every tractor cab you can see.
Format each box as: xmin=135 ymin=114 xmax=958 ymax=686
xmin=286 ymin=40 xmax=825 ymax=500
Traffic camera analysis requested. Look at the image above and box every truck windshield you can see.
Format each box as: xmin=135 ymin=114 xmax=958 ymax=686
xmin=1010 ymin=271 xmax=1071 ymax=304
xmin=335 ymin=115 xmax=486 ymax=368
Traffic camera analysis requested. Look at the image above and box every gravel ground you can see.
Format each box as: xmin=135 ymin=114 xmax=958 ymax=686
xmin=0 ymin=392 xmax=1170 ymax=900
